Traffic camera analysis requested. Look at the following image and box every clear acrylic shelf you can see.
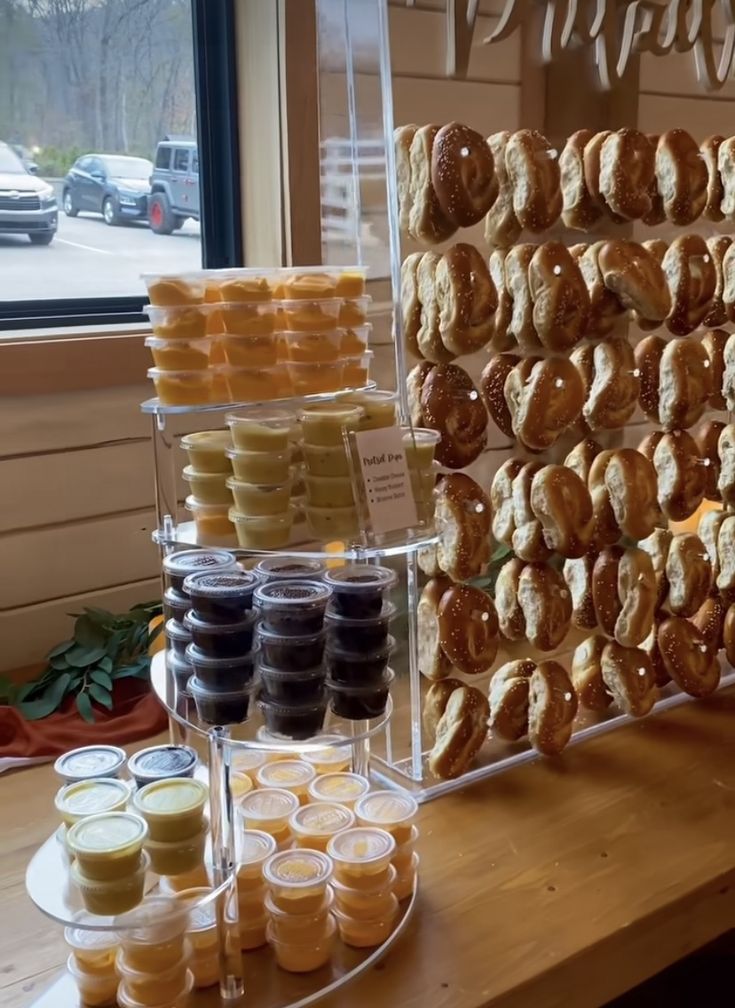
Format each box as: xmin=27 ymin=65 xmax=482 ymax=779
xmin=140 ymin=381 xmax=377 ymax=415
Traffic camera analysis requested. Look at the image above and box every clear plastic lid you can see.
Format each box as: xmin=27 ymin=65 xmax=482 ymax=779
xmin=302 ymin=736 xmax=352 ymax=768
xmin=255 ymin=556 xmax=326 ymax=581
xmin=127 ymin=745 xmax=197 ymax=782
xmin=145 ymin=335 xmax=212 ymax=349
xmin=148 ymin=366 xmax=213 ymax=380
xmin=65 ymin=952 xmax=123 ymax=989
xmin=400 ymin=426 xmax=441 ymax=448
xmin=226 ymin=472 xmax=296 ymax=493
xmin=162 ymin=549 xmax=237 ymax=581
xmin=113 ymin=896 xmax=188 ymax=941
xmin=326 ymin=826 xmax=396 ymax=866
xmin=307 ymin=773 xmax=371 ymax=805
xmin=184 ymin=496 xmax=233 ymax=516
xmin=289 ymin=802 xmax=355 ymax=837
xmin=257 ymin=626 xmax=325 ymax=648
xmin=279 ymin=296 xmax=341 ymax=309
xmin=259 ymin=662 xmax=325 ymax=682
xmin=54 ymin=745 xmax=126 ymax=783
xmin=232 ymin=750 xmax=267 ymax=773
xmin=166 ymin=651 xmax=192 ymax=678
xmin=66 ymin=812 xmax=148 ymax=858
xmin=354 ymin=790 xmax=418 ymax=828
xmin=64 ymin=923 xmax=118 ymax=952
xmin=323 ymin=565 xmax=398 ymax=594
xmin=256 ymin=760 xmax=316 ymax=791
xmin=239 ymin=829 xmax=278 ymax=866
xmin=183 ymin=569 xmax=258 ymax=600
xmin=185 ymin=644 xmax=258 ymax=671
xmin=225 ymin=408 xmax=295 ymax=430
xmin=117 ymin=969 xmax=193 ymax=1008
xmin=173 ymin=887 xmax=217 ymax=932
xmin=262 ymin=848 xmax=332 ymax=889
xmin=163 ymin=587 xmax=189 ymax=616
xmin=182 ymin=464 xmax=231 ymax=481
xmin=299 ymin=402 xmax=364 ymax=423
xmin=325 ymin=634 xmax=395 ymax=661
xmin=324 ymin=600 xmax=397 ymax=626
xmin=180 ymin=430 xmax=232 ymax=451
xmin=133 ymin=779 xmax=208 ymax=818
xmin=183 ymin=611 xmax=256 ymax=637
xmin=253 ymin=579 xmax=331 ymax=611
xmin=327 ymin=668 xmax=395 ymax=696
xmin=187 ymin=675 xmax=258 ymax=702
xmin=55 ymin=778 xmax=130 ymax=823
xmin=115 ymin=947 xmax=190 ymax=983
xmin=165 ymin=618 xmax=191 ymax=643
xmin=237 ymin=788 xmax=299 ymax=824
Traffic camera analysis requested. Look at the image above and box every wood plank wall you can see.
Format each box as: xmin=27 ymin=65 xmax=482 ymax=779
xmin=1 ymin=2 xmax=729 ymax=671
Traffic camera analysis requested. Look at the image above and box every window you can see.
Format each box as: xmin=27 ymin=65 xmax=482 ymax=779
xmin=0 ymin=0 xmax=242 ymax=329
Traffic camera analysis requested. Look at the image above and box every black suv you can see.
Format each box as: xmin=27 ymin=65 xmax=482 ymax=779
xmin=148 ymin=137 xmax=200 ymax=234
xmin=63 ymin=154 xmax=152 ymax=225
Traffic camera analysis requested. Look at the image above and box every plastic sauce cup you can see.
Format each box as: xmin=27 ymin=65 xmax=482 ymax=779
xmin=162 ymin=548 xmax=237 ymax=592
xmin=354 ymin=790 xmax=418 ymax=845
xmin=226 ymin=409 xmax=294 ymax=451
xmin=231 ymin=750 xmax=267 ymax=783
xmin=302 ymin=738 xmax=352 ymax=775
xmin=66 ymin=812 xmax=148 ymax=881
xmin=326 ymin=827 xmax=396 ymax=886
xmin=264 ymin=888 xmax=334 ymax=944
xmin=392 ymin=824 xmax=420 ymax=871
xmin=173 ymin=888 xmax=218 ymax=953
xmin=263 ymin=848 xmax=333 ymax=913
xmin=66 ymin=954 xmax=118 ymax=1007
xmin=266 ymin=916 xmax=337 ymax=973
xmin=144 ymin=818 xmax=208 ymax=877
xmin=333 ymin=902 xmax=399 ymax=948
xmin=181 ymin=466 xmax=231 ymax=506
xmin=54 ymin=745 xmax=127 ymax=784
xmin=239 ymin=914 xmax=269 ymax=950
xmin=64 ymin=926 xmax=118 ymax=974
xmin=116 ymin=971 xmax=193 ymax=1008
xmin=393 ymin=851 xmax=420 ymax=901
xmin=237 ymin=788 xmax=299 ymax=836
xmin=342 ymin=389 xmax=397 ymax=430
xmin=114 ymin=896 xmax=189 ymax=971
xmin=299 ymin=403 xmax=364 ymax=446
xmin=55 ymin=778 xmax=130 ymax=828
xmin=70 ymin=851 xmax=149 ymax=916
xmin=288 ymin=802 xmax=355 ymax=852
xmin=127 ymin=746 xmax=198 ymax=789
xmin=132 ymin=779 xmax=208 ymax=843
xmin=332 ymin=880 xmax=398 ymax=923
xmin=180 ymin=430 xmax=232 ymax=472
xmin=306 ymin=772 xmax=370 ymax=809
xmin=236 ymin=829 xmax=278 ymax=886
xmin=115 ymin=950 xmax=190 ymax=1005
xmin=255 ymin=760 xmax=316 ymax=802
xmin=254 ymin=556 xmax=326 ymax=582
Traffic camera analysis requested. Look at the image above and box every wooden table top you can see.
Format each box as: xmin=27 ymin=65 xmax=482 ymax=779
xmin=4 ymin=689 xmax=735 ymax=1008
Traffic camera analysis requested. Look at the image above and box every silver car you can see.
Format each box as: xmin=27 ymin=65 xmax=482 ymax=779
xmin=0 ymin=143 xmax=57 ymax=245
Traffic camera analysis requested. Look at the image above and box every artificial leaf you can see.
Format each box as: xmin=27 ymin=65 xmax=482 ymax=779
xmin=47 ymin=639 xmax=73 ymax=659
xmin=83 ymin=606 xmax=116 ymax=626
xmin=18 ymin=673 xmax=71 ymax=721
xmin=50 ymin=654 xmax=71 ymax=671
xmin=89 ymin=683 xmax=113 ymax=710
xmin=113 ymin=665 xmax=150 ymax=680
xmin=74 ymin=614 xmax=106 ymax=650
xmin=90 ymin=669 xmax=113 ymax=691
xmin=66 ymin=644 xmax=107 ymax=668
xmin=98 ymin=656 xmax=113 ymax=675
xmin=76 ymin=691 xmax=95 ymax=723
xmin=14 ymin=681 xmax=40 ymax=703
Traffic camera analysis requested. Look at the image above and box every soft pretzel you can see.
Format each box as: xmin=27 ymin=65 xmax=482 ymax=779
xmin=599 ymin=129 xmax=655 ymax=220
xmin=429 ymin=685 xmax=489 ymax=779
xmin=654 ymin=129 xmax=708 ymax=225
xmin=724 ymin=603 xmax=735 ymax=666
xmin=527 ymin=241 xmax=589 ymax=351
xmin=665 ymin=533 xmax=712 ymax=618
xmin=604 ymin=448 xmax=660 ymax=540
xmin=600 ymin=641 xmax=658 ymax=716
xmin=652 ymin=430 xmax=705 ymax=522
xmin=701 ymin=134 xmax=725 ymax=221
xmin=703 ymin=237 xmax=731 ymax=328
xmin=700 ymin=328 xmax=728 ymax=410
xmin=723 ymin=245 xmax=735 ymax=326
xmin=564 ymin=438 xmax=603 ymax=485
xmin=423 ymin=678 xmax=464 ymax=739
xmin=527 ymin=661 xmax=577 ymax=756
xmin=420 ymin=363 xmax=487 ymax=468
xmin=634 ymin=239 xmax=670 ymax=330
xmin=505 ymin=129 xmax=561 ymax=232
xmin=491 ymin=457 xmax=524 ymax=546
xmin=438 ymin=584 xmax=499 ymax=676
xmin=401 ymin=253 xmax=423 ymax=359
xmin=435 ymin=244 xmax=496 ymax=356
xmin=717 ymin=136 xmax=735 ymax=219
xmin=638 ymin=527 xmax=672 ymax=611
xmin=416 ymin=251 xmax=454 ymax=363
xmin=407 ymin=125 xmax=457 ymax=244
xmin=503 ymin=243 xmax=541 ymax=352
xmin=592 ymin=546 xmax=656 ymax=648
xmin=484 ymin=131 xmax=522 ymax=249
xmin=723 ymin=331 xmax=735 ymax=409
xmin=583 ymin=130 xmax=624 ymax=222
xmin=480 ymin=353 xmax=518 ymax=438
xmin=418 ymin=541 xmax=442 ymax=578
xmin=517 ymin=562 xmax=572 ymax=651
xmin=494 ymin=557 xmax=526 ymax=641
xmin=716 ymin=514 xmax=735 ymax=592
xmin=488 ymin=659 xmax=535 ymax=741
xmin=717 ymin=423 xmax=735 ymax=507
xmin=434 ymin=473 xmax=492 ymax=582
xmin=640 ymin=619 xmax=670 ymax=687
xmin=692 ymin=595 xmax=726 ymax=651
xmin=662 ymin=234 xmax=716 ymax=336
xmin=395 ymin=124 xmax=418 ymax=232
xmin=571 ymin=634 xmax=610 ymax=710
xmin=699 ymin=508 xmax=727 ymax=583
xmin=587 ymin=449 xmax=622 ymax=548
xmin=431 ymin=122 xmax=498 ymax=228
xmin=597 ymin=240 xmax=670 ymax=323
xmin=637 ymin=429 xmax=662 ymax=466
xmin=417 ymin=577 xmax=454 ymax=682
xmin=576 ymin=241 xmax=626 ymax=338
xmin=407 ymin=360 xmax=432 ymax=427
xmin=504 ymin=356 xmax=585 ymax=452
xmin=559 ymin=129 xmax=603 ymax=231
xmin=659 ymin=336 xmax=712 ymax=430
xmin=574 ymin=337 xmax=639 ymax=432
xmin=488 ymin=250 xmax=514 ymax=352
xmin=642 ymin=134 xmax=666 ymax=226
xmin=563 ymin=553 xmax=598 ymax=631
xmin=511 ymin=461 xmax=553 ymax=563
xmin=658 ymin=617 xmax=721 ymax=697
xmin=693 ymin=419 xmax=725 ymax=500
xmin=635 ymin=334 xmax=666 ymax=423
xmin=530 ymin=464 xmax=593 ymax=559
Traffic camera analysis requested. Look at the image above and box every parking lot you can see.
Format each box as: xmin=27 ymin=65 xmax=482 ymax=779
xmin=0 ymin=211 xmax=201 ymax=304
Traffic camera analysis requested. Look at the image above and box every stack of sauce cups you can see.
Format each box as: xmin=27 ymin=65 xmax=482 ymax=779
xmin=262 ymin=849 xmax=336 ymax=972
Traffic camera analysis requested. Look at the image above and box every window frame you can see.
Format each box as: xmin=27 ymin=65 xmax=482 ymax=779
xmin=0 ymin=0 xmax=243 ymax=332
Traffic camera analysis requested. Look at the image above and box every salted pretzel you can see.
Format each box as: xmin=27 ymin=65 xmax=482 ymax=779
xmin=480 ymin=353 xmax=518 ymax=438
xmin=407 ymin=125 xmax=457 ymax=244
xmin=438 ymin=583 xmax=499 ymax=676
xmin=434 ymin=243 xmax=496 ymax=356
xmin=599 ymin=128 xmax=655 ymax=220
xmin=701 ymin=134 xmax=725 ymax=221
xmin=652 ymin=430 xmax=705 ymax=522
xmin=654 ymin=129 xmax=708 ymax=225
xmin=529 ymin=464 xmax=594 ymax=559
xmin=576 ymin=241 xmax=626 ymax=338
xmin=484 ymin=131 xmax=522 ymax=248
xmin=662 ymin=233 xmax=716 ymax=336
xmin=488 ymin=659 xmax=535 ymax=741
xmin=420 ymin=363 xmax=487 ymax=469
xmin=527 ymin=241 xmax=589 ymax=351
xmin=597 ymin=240 xmax=671 ymax=323
xmin=528 ymin=661 xmax=578 ymax=756
xmin=504 ymin=356 xmax=584 ymax=452
xmin=431 ymin=122 xmax=498 ymax=228
xmin=559 ymin=129 xmax=602 ymax=230
xmin=600 ymin=641 xmax=658 ymax=717
xmin=505 ymin=129 xmax=562 ymax=232
xmin=703 ymin=236 xmax=731 ymax=328
xmin=573 ymin=337 xmax=639 ymax=432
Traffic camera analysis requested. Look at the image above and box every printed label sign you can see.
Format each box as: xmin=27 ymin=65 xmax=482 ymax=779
xmin=353 ymin=426 xmax=418 ymax=536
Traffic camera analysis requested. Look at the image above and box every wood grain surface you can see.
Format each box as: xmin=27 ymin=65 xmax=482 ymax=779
xmin=3 ymin=690 xmax=735 ymax=1007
